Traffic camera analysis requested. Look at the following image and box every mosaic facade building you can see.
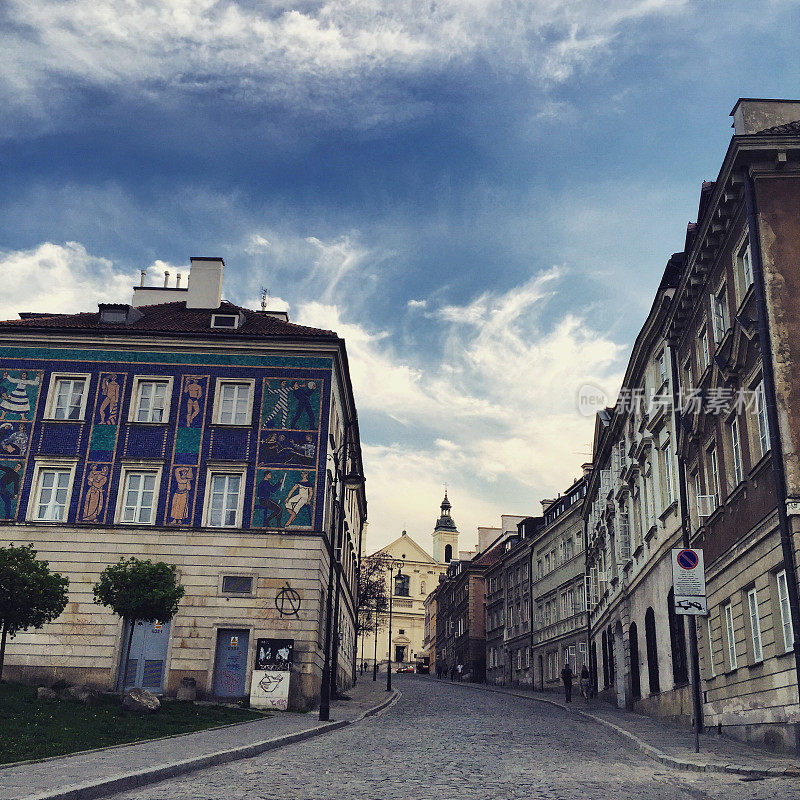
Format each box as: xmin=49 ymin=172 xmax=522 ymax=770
xmin=0 ymin=257 xmax=366 ymax=710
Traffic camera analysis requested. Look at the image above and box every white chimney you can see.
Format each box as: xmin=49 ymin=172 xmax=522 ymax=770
xmin=187 ymin=257 xmax=224 ymax=309
xmin=731 ymin=98 xmax=800 ymax=135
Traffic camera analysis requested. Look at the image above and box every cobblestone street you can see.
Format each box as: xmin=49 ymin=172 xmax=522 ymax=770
xmin=112 ymin=675 xmax=800 ymax=800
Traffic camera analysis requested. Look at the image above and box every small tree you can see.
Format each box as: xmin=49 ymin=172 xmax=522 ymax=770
xmin=93 ymin=557 xmax=185 ymax=692
xmin=357 ymin=552 xmax=392 ymax=634
xmin=0 ymin=543 xmax=69 ymax=679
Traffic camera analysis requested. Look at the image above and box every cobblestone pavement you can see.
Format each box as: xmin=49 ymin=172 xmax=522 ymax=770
xmin=112 ymin=676 xmax=800 ymax=800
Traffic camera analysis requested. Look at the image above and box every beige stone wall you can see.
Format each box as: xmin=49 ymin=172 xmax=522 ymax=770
xmin=2 ymin=524 xmax=339 ymax=710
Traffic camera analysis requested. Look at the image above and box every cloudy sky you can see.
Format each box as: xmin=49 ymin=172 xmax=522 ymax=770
xmin=2 ymin=0 xmax=799 ymax=553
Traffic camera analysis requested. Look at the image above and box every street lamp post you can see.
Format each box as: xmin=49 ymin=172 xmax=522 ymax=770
xmin=386 ymin=558 xmax=405 ymax=692
xmin=372 ymin=602 xmax=380 ymax=681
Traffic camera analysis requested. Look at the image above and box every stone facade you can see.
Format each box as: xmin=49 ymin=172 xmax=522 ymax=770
xmin=0 ymin=258 xmax=366 ymax=710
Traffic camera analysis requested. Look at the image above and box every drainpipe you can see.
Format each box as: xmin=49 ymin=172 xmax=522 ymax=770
xmin=668 ymin=336 xmax=703 ymax=752
xmin=743 ymin=169 xmax=800 ymax=721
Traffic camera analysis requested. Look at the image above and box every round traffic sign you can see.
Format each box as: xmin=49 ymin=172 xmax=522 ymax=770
xmin=677 ymin=549 xmax=699 ymax=570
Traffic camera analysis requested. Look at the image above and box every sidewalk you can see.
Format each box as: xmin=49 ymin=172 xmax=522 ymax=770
xmin=440 ymin=677 xmax=800 ymax=777
xmin=1 ymin=679 xmax=397 ymax=800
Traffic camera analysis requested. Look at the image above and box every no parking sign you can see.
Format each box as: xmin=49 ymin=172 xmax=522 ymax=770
xmin=672 ymin=548 xmax=707 ymax=615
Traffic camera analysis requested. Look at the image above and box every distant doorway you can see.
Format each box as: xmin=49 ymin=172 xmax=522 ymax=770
xmin=395 ymin=645 xmax=407 ymax=663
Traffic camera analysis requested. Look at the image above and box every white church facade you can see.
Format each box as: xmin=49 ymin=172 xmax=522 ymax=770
xmin=359 ymin=494 xmax=458 ymax=671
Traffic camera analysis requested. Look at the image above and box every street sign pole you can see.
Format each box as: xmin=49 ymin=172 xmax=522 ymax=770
xmin=672 ymin=547 xmax=706 ymax=754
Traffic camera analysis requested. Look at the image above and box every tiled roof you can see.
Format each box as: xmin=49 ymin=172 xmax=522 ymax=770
xmin=0 ymin=300 xmax=338 ymax=340
xmin=755 ymin=120 xmax=800 ymax=135
xmin=472 ymin=542 xmax=504 ymax=568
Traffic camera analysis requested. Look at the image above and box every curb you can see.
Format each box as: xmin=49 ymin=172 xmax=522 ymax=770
xmin=20 ymin=690 xmax=400 ymax=800
xmin=433 ymin=677 xmax=800 ymax=778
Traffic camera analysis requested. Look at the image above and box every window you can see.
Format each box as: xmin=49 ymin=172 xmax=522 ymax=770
xmin=31 ymin=466 xmax=73 ymax=520
xmin=118 ymin=467 xmax=161 ymax=524
xmin=698 ymin=329 xmax=710 ymax=373
xmin=729 ymin=417 xmax=743 ymax=486
xmin=516 ymin=649 xmax=522 ymax=670
xmin=663 ymin=442 xmax=675 ymax=505
xmin=706 ymin=616 xmax=716 ymax=678
xmin=203 ymin=470 xmax=245 ymax=527
xmin=712 ymin=287 xmax=729 ymax=343
xmin=211 ymin=314 xmax=240 ymax=329
xmin=777 ymin=570 xmax=794 ymax=653
xmin=420 ymin=580 xmax=426 ymax=595
xmin=707 ymin=445 xmax=720 ymax=506
xmin=222 ymin=575 xmax=253 ymax=595
xmin=682 ymin=359 xmax=692 ymax=395
xmin=131 ymin=378 xmax=172 ymax=423
xmin=737 ymin=241 xmax=753 ymax=297
xmin=657 ymin=350 xmax=667 ymax=385
xmin=544 ymin=554 xmax=550 ymax=573
xmin=724 ymin=602 xmax=737 ymax=670
xmin=525 ymin=646 xmax=530 ymax=668
xmin=537 ymin=559 xmax=543 ymax=579
xmin=394 ymin=574 xmax=410 ymax=596
xmin=755 ymin=381 xmax=771 ymax=457
xmin=747 ymin=588 xmax=763 ymax=663
xmin=47 ymin=374 xmax=89 ymax=420
xmin=213 ymin=380 xmax=254 ymax=426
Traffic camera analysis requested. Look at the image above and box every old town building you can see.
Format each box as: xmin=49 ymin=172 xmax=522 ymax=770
xmin=531 ymin=474 xmax=589 ymax=691
xmin=0 ymin=258 xmax=366 ymax=710
xmin=361 ymin=494 xmax=456 ymax=671
xmin=666 ymin=99 xmax=800 ymax=751
xmin=436 ymin=540 xmax=502 ymax=681
xmin=584 ymin=261 xmax=690 ymax=722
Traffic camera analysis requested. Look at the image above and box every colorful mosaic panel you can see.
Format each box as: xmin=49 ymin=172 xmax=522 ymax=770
xmin=0 ymin=348 xmax=332 ymax=531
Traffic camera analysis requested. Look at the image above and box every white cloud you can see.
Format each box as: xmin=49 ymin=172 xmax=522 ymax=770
xmin=1 ymin=0 xmax=690 ymax=127
xmin=407 ymin=298 xmax=427 ymax=309
xmin=0 ymin=242 xmax=133 ymax=321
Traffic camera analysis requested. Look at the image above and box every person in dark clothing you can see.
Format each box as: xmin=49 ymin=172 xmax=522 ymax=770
xmin=449 ymin=663 xmax=456 ymax=682
xmin=580 ymin=665 xmax=591 ymax=703
xmin=0 ymin=462 xmax=21 ymax=519
xmin=289 ymin=381 xmax=316 ymax=429
xmin=561 ymin=663 xmax=574 ymax=703
xmin=256 ymin=471 xmax=284 ymax=527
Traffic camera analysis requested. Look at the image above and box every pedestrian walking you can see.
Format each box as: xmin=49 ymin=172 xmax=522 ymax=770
xmin=457 ymin=662 xmax=463 ymax=682
xmin=579 ymin=665 xmax=591 ymax=703
xmin=561 ymin=662 xmax=574 ymax=703
xmin=449 ymin=663 xmax=456 ymax=681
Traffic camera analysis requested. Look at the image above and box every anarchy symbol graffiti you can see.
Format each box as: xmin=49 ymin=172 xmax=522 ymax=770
xmin=275 ymin=583 xmax=301 ymax=617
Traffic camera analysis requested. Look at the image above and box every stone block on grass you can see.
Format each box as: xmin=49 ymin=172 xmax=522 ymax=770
xmin=123 ymin=687 xmax=161 ymax=713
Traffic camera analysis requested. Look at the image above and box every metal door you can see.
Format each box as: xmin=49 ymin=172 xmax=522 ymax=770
xmin=118 ymin=619 xmax=171 ymax=693
xmin=213 ymin=629 xmax=250 ymax=697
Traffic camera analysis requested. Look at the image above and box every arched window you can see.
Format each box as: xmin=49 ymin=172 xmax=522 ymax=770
xmin=601 ymin=629 xmax=609 ymax=688
xmin=444 ymin=544 xmax=453 ymax=562
xmin=629 ymin=621 xmax=641 ymax=700
xmin=645 ymin=607 xmax=660 ymax=694
xmin=668 ymin=588 xmax=688 ymax=685
xmin=420 ymin=580 xmax=426 ymax=595
xmin=394 ymin=574 xmax=410 ymax=596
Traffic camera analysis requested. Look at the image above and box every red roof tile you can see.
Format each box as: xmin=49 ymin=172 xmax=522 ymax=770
xmin=755 ymin=120 xmax=800 ymax=135
xmin=0 ymin=301 xmax=338 ymax=340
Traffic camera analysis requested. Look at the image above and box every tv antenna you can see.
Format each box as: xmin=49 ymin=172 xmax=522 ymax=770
xmin=260 ymin=286 xmax=270 ymax=311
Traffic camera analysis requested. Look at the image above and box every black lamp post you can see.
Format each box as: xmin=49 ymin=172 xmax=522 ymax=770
xmin=386 ymin=558 xmax=405 ymax=692
xmin=372 ymin=599 xmax=381 ymax=681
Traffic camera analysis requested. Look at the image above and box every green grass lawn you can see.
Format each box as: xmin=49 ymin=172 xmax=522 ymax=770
xmin=0 ymin=682 xmax=266 ymax=764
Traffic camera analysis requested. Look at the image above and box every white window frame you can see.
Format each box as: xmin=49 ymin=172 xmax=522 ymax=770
xmin=747 ymin=587 xmax=763 ymax=663
xmin=706 ymin=616 xmax=716 ymax=678
xmin=707 ymin=445 xmax=720 ymax=507
xmin=724 ymin=602 xmax=738 ymax=670
xmin=114 ymin=462 xmax=164 ymax=524
xmin=736 ymin=240 xmax=754 ymax=298
xmin=712 ymin=286 xmax=729 ymax=344
xmin=755 ymin=381 xmax=771 ymax=457
xmin=777 ymin=570 xmax=794 ymax=654
xmin=698 ymin=329 xmax=710 ymax=373
xmin=212 ymin=378 xmax=255 ymax=426
xmin=729 ymin=416 xmax=743 ymax=486
xmin=202 ymin=466 xmax=247 ymax=528
xmin=27 ymin=459 xmax=78 ymax=522
xmin=663 ymin=441 xmax=675 ymax=505
xmin=45 ymin=373 xmax=91 ymax=421
xmin=129 ymin=376 xmax=174 ymax=424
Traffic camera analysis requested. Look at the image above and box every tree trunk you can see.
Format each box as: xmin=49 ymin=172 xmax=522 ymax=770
xmin=0 ymin=622 xmax=7 ymax=682
xmin=120 ymin=618 xmax=136 ymax=694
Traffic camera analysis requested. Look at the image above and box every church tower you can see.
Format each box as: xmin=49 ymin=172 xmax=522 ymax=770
xmin=432 ymin=491 xmax=459 ymax=563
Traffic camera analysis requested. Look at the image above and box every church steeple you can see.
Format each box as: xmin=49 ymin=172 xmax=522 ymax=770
xmin=432 ymin=490 xmax=459 ymax=563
